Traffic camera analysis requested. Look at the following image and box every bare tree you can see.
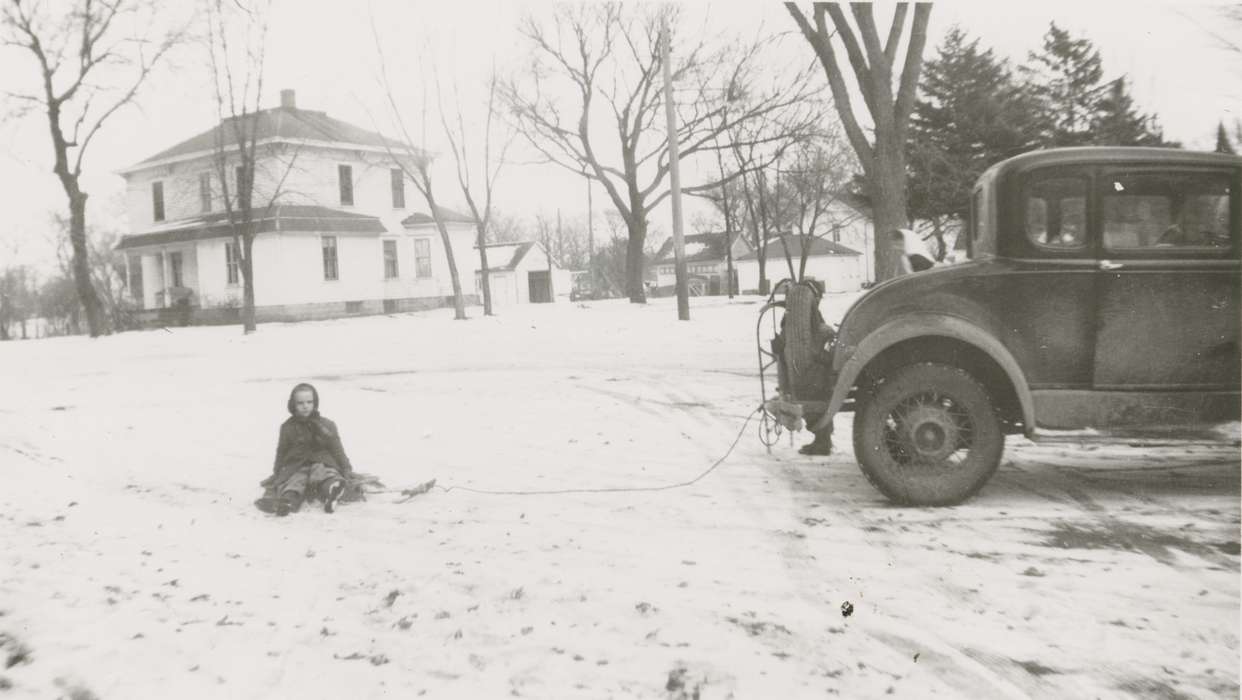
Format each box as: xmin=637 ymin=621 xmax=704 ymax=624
xmin=727 ymin=126 xmax=790 ymax=293
xmin=786 ymin=2 xmax=932 ymax=281
xmin=435 ymin=63 xmax=515 ymax=317
xmin=2 ymin=0 xmax=184 ymax=336
xmin=204 ymin=0 xmax=308 ymax=333
xmin=370 ymin=23 xmax=467 ymax=320
xmin=778 ymin=131 xmax=859 ymax=280
xmin=503 ymin=5 xmax=821 ymax=303
xmin=488 ymin=209 xmax=526 ymax=243
xmin=0 ymin=263 xmax=36 ymax=340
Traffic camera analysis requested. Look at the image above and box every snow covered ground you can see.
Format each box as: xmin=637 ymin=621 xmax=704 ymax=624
xmin=0 ymin=294 xmax=1237 ymax=699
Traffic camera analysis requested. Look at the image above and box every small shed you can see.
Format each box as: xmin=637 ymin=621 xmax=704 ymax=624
xmin=473 ymin=241 xmax=572 ymax=306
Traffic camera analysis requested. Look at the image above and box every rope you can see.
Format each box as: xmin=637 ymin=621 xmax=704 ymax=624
xmin=394 ymin=406 xmax=763 ymax=500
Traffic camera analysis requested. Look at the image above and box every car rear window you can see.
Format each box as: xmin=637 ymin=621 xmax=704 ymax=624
xmin=1024 ymin=175 xmax=1089 ymax=250
xmin=1102 ymin=170 xmax=1233 ymax=252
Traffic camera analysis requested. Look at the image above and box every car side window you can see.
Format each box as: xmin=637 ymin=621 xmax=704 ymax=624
xmin=1101 ymin=170 xmax=1233 ymax=253
xmin=1024 ymin=175 xmax=1088 ymax=250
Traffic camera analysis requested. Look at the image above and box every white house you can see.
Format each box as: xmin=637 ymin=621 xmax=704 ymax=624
xmin=115 ymin=89 xmax=478 ymax=324
xmin=650 ymin=231 xmax=751 ymax=295
xmin=472 ymin=241 xmax=572 ymax=307
xmin=736 ymin=235 xmax=865 ymax=293
xmin=731 ymin=195 xmax=875 ymax=293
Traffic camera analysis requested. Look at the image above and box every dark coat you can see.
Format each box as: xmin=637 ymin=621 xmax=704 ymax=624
xmin=262 ymin=383 xmax=354 ymax=490
xmin=268 ymin=415 xmax=354 ymax=485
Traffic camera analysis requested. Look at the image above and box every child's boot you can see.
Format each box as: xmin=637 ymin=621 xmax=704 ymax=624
xmin=324 ymin=479 xmax=345 ymax=514
xmin=276 ymin=492 xmax=303 ymax=516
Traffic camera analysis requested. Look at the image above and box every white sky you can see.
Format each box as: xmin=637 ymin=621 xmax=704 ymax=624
xmin=1 ymin=0 xmax=1238 ymax=271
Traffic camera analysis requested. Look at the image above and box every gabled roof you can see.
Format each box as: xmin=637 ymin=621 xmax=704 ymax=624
xmin=401 ymin=207 xmax=477 ymax=227
xmin=652 ymin=231 xmax=737 ymax=265
xmin=123 ymin=106 xmax=418 ymax=172
xmin=474 ymin=241 xmax=538 ymax=272
xmin=736 ymin=235 xmax=860 ymax=261
xmin=115 ymin=205 xmax=385 ymax=250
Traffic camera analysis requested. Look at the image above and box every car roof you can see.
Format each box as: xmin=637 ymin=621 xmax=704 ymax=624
xmin=984 ymin=147 xmax=1242 ymax=183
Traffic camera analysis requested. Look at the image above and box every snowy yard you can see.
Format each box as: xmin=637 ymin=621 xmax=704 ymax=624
xmin=0 ymin=295 xmax=1238 ymax=699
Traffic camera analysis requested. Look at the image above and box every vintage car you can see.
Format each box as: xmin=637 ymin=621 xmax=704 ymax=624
xmin=763 ymin=147 xmax=1241 ymax=506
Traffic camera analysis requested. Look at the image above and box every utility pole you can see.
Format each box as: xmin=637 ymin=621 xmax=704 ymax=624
xmin=587 ymin=177 xmax=595 ymax=290
xmin=660 ymin=14 xmax=690 ymax=321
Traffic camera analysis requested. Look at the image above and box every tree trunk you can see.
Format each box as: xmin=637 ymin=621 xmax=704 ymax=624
xmin=476 ymin=225 xmax=493 ymax=316
xmin=869 ymin=141 xmax=908 ymax=281
xmin=757 ymin=230 xmax=769 ymax=295
xmin=425 ymin=189 xmax=468 ymax=320
xmin=241 ymin=229 xmax=257 ymax=333
xmin=624 ymin=217 xmax=648 ymax=303
xmin=67 ymin=194 xmax=106 ymax=337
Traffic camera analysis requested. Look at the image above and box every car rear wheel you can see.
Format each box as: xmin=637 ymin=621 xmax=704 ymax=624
xmin=853 ymin=363 xmax=1003 ymax=506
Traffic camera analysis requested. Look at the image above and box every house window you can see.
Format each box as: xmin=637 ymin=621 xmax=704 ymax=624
xmin=322 ymin=236 xmax=339 ymax=281
xmin=391 ymin=168 xmax=405 ymax=208
xmin=414 ymin=238 xmax=432 ymax=278
xmin=152 ymin=181 xmax=165 ymax=222
xmin=225 ymin=241 xmax=240 ymax=285
xmin=339 ymin=164 xmax=354 ymax=206
xmin=199 ymin=172 xmax=212 ymax=213
xmin=169 ymin=251 xmax=184 ymax=287
xmin=383 ymin=239 xmax=400 ymax=279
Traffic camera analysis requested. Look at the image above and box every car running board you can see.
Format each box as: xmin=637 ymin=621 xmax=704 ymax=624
xmin=1029 ymin=422 xmax=1241 ymax=446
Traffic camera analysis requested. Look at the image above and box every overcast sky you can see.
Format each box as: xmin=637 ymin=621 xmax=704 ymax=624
xmin=1 ymin=1 xmax=1238 ymax=271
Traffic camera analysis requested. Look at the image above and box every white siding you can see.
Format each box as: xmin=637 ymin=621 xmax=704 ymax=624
xmin=736 ymin=255 xmax=864 ymax=293
xmin=122 ymin=139 xmax=488 ymax=311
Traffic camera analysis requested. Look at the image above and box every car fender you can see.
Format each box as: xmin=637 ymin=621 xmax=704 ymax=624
xmin=812 ymin=313 xmax=1036 ymax=435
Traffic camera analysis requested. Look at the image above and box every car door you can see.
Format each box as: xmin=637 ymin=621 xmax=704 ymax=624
xmin=1092 ymin=165 xmax=1240 ymax=426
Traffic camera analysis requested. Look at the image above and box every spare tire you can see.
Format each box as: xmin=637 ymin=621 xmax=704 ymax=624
xmin=781 ymin=283 xmax=831 ymax=400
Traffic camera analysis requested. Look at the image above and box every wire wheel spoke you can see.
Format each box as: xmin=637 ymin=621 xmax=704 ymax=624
xmin=881 ymin=390 xmax=977 ymax=469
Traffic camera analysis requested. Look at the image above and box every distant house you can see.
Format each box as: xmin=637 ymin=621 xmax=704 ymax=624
xmin=472 ymin=241 xmax=572 ymax=307
xmin=650 ymin=231 xmax=750 ymax=296
xmin=736 ymin=235 xmax=865 ymax=293
xmin=114 ymin=89 xmax=477 ymax=325
xmin=733 ymin=195 xmax=876 ymax=293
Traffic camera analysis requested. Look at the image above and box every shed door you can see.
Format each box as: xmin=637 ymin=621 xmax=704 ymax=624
xmin=527 ymin=270 xmax=552 ymax=303
xmin=489 ymin=273 xmax=514 ymax=307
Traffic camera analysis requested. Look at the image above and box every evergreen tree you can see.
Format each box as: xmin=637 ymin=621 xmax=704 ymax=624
xmin=1022 ymin=23 xmax=1106 ymax=146
xmin=1216 ymin=121 xmax=1237 ymax=154
xmin=1091 ymin=77 xmax=1166 ymax=146
xmin=909 ymin=27 xmax=1041 ymax=225
xmin=1023 ymin=22 xmax=1169 ymax=148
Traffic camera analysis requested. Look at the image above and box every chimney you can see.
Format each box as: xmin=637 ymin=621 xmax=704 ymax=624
xmin=280 ymin=89 xmax=296 ymax=109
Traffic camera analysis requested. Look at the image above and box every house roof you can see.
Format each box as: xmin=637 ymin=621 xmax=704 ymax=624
xmin=736 ymin=235 xmax=860 ymax=261
xmin=401 ymin=207 xmax=477 ymax=227
xmin=123 ymin=105 xmax=418 ymax=172
xmin=652 ymin=231 xmax=737 ymax=265
xmin=474 ymin=241 xmax=539 ymax=272
xmin=115 ymin=205 xmax=385 ymax=250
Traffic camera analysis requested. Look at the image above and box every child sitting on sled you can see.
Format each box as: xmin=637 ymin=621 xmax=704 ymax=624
xmin=256 ymin=383 xmax=354 ymax=516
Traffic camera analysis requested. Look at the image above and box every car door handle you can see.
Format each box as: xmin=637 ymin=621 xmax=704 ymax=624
xmin=1099 ymin=260 xmax=1124 ymax=271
